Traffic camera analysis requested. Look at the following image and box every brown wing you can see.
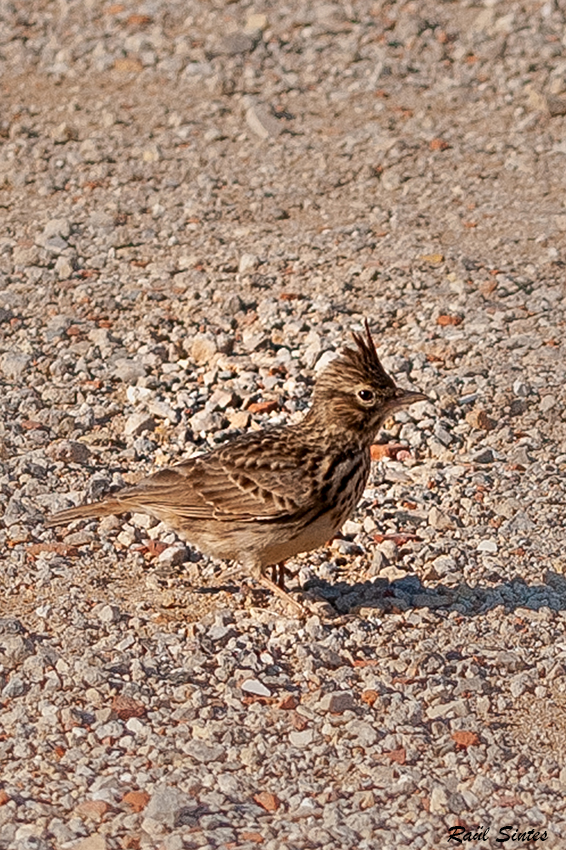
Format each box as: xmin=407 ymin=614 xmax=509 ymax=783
xmin=109 ymin=429 xmax=321 ymax=523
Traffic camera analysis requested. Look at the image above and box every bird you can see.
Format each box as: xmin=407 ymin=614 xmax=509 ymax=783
xmin=46 ymin=321 xmax=427 ymax=613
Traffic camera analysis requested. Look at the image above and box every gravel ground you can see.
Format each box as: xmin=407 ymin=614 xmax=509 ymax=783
xmin=2 ymin=0 xmax=566 ymax=848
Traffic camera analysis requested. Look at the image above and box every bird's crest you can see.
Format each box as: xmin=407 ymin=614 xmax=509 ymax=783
xmin=315 ymin=320 xmax=395 ymax=394
xmin=345 ymin=319 xmax=395 ymax=388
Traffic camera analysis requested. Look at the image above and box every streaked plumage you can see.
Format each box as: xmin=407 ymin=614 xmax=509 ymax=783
xmin=47 ymin=322 xmax=426 ymax=611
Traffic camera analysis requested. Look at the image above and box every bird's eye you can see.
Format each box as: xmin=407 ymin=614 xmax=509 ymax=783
xmin=357 ymin=388 xmax=375 ymax=403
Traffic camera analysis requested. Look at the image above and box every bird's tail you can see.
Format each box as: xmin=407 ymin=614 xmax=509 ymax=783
xmin=45 ymin=499 xmax=127 ymax=528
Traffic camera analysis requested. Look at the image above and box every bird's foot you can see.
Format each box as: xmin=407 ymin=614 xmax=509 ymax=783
xmin=259 ymin=574 xmax=306 ymax=615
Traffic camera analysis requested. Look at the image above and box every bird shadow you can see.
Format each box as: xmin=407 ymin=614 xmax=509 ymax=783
xmin=186 ymin=569 xmax=566 ymax=620
xmin=299 ymin=570 xmax=566 ymax=618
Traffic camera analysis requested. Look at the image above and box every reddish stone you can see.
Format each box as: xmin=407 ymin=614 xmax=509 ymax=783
xmin=451 ymin=731 xmax=480 ymax=749
xmin=112 ymin=695 xmax=146 ymax=721
xmin=277 ymin=694 xmax=298 ymax=710
xmin=122 ymin=790 xmax=150 ymax=812
xmin=248 ymin=401 xmax=278 ymax=415
xmin=253 ymin=791 xmax=280 ymax=812
xmin=361 ymin=689 xmax=379 ymax=707
xmin=75 ymin=799 xmax=110 ymax=820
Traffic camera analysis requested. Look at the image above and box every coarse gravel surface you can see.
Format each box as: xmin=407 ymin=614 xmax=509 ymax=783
xmin=1 ymin=0 xmax=566 ymax=848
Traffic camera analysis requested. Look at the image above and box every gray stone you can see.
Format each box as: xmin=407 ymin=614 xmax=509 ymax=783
xmin=96 ymin=604 xmax=120 ymax=624
xmin=124 ymin=412 xmax=156 ymax=436
xmin=184 ymin=740 xmax=225 ymax=763
xmin=245 ymin=103 xmax=282 ymax=140
xmin=319 ymin=691 xmax=356 ymax=714
xmin=144 ymin=784 xmax=194 ymax=827
xmin=347 ymin=720 xmax=378 ymax=747
xmin=0 ymin=351 xmax=30 ymax=380
xmin=157 ymin=544 xmax=188 ymax=567
xmin=95 ymin=721 xmax=124 ymax=740
xmin=113 ymin=359 xmax=147 ymax=382
xmin=289 ymin=728 xmax=314 ymax=747
xmin=2 ymin=675 xmax=26 ymax=698
xmin=238 ymin=253 xmax=259 ymax=274
xmin=241 ymin=678 xmax=271 ymax=697
xmin=477 ymin=539 xmax=498 ymax=553
xmin=470 ymin=447 xmax=495 ymax=464
xmin=430 ymin=555 xmax=457 ymax=576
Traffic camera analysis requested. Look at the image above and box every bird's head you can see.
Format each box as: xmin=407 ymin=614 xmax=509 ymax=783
xmin=309 ymin=321 xmax=427 ymax=439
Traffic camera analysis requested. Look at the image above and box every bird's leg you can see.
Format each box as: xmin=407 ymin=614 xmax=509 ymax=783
xmin=249 ymin=562 xmax=305 ymax=615
xmin=270 ymin=561 xmax=294 ymax=589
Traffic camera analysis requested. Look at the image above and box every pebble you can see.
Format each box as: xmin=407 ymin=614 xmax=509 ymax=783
xmin=241 ymin=678 xmax=271 ymax=697
xmin=238 ymin=253 xmax=259 ymax=274
xmin=289 ymin=729 xmax=314 ymax=747
xmin=318 ymin=691 xmax=356 ymax=714
xmin=245 ymin=103 xmax=282 ymax=140
xmin=477 ymin=539 xmax=498 ymax=553
xmin=144 ymin=785 xmax=194 ymax=827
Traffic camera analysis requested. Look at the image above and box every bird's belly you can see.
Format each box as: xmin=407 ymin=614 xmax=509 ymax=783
xmin=176 ymin=508 xmax=346 ymax=568
xmin=260 ymin=508 xmax=345 ymax=567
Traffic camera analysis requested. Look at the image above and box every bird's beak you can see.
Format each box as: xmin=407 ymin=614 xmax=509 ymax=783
xmin=400 ymin=389 xmax=429 ymax=404
xmin=387 ymin=388 xmax=429 ymax=412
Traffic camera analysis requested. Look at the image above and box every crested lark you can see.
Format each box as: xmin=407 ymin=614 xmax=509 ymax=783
xmin=47 ymin=322 xmax=426 ymax=612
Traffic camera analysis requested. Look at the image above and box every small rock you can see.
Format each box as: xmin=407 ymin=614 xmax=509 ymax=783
xmin=470 ymin=447 xmax=494 ymax=464
xmin=434 ymin=423 xmax=453 ymax=446
xmin=113 ymin=359 xmax=147 ymax=382
xmin=430 ymin=555 xmax=457 ymax=576
xmin=221 ymin=32 xmax=256 ymax=56
xmin=97 ymin=604 xmax=120 ymax=624
xmin=51 ymin=121 xmax=78 ymax=143
xmin=539 ymin=395 xmax=556 ymax=412
xmin=429 ymin=785 xmax=449 ymax=813
xmin=0 ymin=351 xmax=30 ymax=380
xmin=241 ymin=679 xmax=271 ymax=698
xmin=318 ymin=691 xmax=356 ymax=714
xmin=75 ymin=800 xmax=110 ymax=821
xmin=427 ymin=506 xmax=455 ymax=530
xmin=547 ymin=95 xmax=566 ymax=117
xmin=190 ymin=409 xmax=222 ymax=433
xmin=228 ymin=410 xmax=251 ymax=429
xmin=190 ymin=333 xmax=217 ymax=365
xmin=253 ymin=791 xmax=280 ymax=812
xmin=238 ymin=253 xmax=259 ymax=274
xmin=122 ymin=790 xmax=150 ymax=812
xmin=95 ymin=720 xmax=124 ymax=740
xmin=347 ymin=720 xmax=379 ymax=747
xmin=245 ymin=103 xmax=282 ymax=140
xmin=54 ymin=255 xmax=74 ymax=279
xmin=144 ymin=785 xmax=194 ymax=827
xmin=42 ymin=218 xmax=71 ymax=239
xmin=2 ymin=676 xmax=26 ymax=698
xmin=289 ymin=728 xmax=314 ymax=747
xmin=477 ymin=539 xmax=498 ymax=553
xmin=125 ymin=717 xmax=146 ymax=735
xmin=245 ymin=13 xmax=268 ymax=33
xmin=124 ymin=412 xmax=156 ymax=436
xmin=184 ymin=740 xmax=225 ymax=763
xmin=466 ymin=409 xmax=496 ymax=431
xmin=72 ymin=836 xmax=107 ymax=850
xmin=46 ymin=440 xmax=91 ymax=464
xmin=157 ymin=544 xmax=188 ymax=567
xmin=207 ymin=388 xmax=236 ymax=410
